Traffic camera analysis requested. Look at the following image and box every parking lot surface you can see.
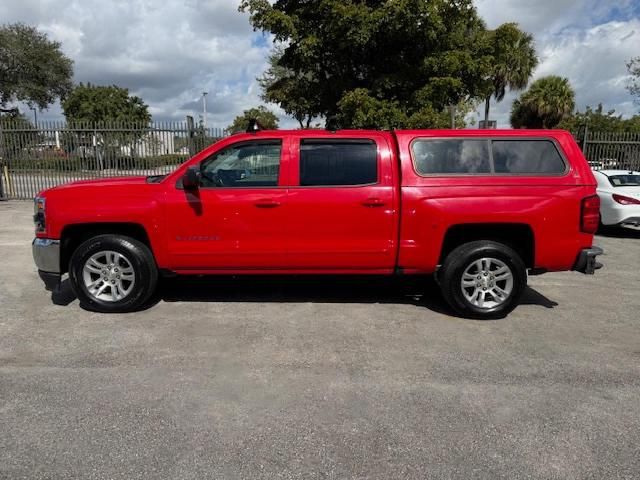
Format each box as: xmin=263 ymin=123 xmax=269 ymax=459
xmin=1 ymin=200 xmax=639 ymax=479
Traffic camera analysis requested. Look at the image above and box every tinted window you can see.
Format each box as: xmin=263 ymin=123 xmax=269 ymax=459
xmin=492 ymin=140 xmax=565 ymax=174
xmin=200 ymin=141 xmax=281 ymax=187
xmin=608 ymin=174 xmax=640 ymax=187
xmin=412 ymin=139 xmax=491 ymax=174
xmin=300 ymin=140 xmax=377 ymax=186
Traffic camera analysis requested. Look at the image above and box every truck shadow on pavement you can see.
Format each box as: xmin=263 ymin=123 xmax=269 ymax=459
xmin=53 ymin=275 xmax=558 ymax=319
xmin=597 ymin=226 xmax=640 ymax=239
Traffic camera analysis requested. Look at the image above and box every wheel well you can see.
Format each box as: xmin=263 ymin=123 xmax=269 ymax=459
xmin=60 ymin=223 xmax=152 ymax=274
xmin=439 ymin=223 xmax=535 ymax=268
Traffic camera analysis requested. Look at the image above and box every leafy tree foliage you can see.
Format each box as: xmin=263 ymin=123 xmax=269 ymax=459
xmin=226 ymin=106 xmax=279 ymax=134
xmin=62 ymin=83 xmax=151 ymax=125
xmin=0 ymin=111 xmax=40 ymax=160
xmin=258 ymin=46 xmax=321 ymax=128
xmin=337 ymin=89 xmax=472 ymax=129
xmin=510 ymin=76 xmax=575 ymax=129
xmin=240 ymin=0 xmax=493 ymax=129
xmin=0 ymin=23 xmax=73 ymax=110
xmin=483 ymin=23 xmax=537 ymax=122
xmin=558 ymin=104 xmax=640 ymax=132
xmin=627 ymin=57 xmax=640 ymax=105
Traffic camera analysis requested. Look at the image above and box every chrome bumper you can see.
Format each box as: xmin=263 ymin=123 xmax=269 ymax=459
xmin=32 ymin=238 xmax=61 ymax=273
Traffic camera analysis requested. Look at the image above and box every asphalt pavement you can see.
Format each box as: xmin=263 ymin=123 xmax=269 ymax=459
xmin=1 ymin=200 xmax=639 ymax=479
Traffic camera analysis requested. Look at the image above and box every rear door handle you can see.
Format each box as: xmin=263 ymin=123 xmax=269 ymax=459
xmin=254 ymin=199 xmax=281 ymax=209
xmin=361 ymin=198 xmax=385 ymax=208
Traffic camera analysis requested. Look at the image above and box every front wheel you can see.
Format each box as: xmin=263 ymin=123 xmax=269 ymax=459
xmin=69 ymin=235 xmax=158 ymax=313
xmin=439 ymin=241 xmax=527 ymax=319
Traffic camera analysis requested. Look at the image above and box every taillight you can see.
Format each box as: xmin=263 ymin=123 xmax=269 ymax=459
xmin=612 ymin=194 xmax=640 ymax=205
xmin=581 ymin=195 xmax=600 ymax=234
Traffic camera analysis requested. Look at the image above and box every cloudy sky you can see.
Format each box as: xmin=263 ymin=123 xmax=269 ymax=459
xmin=2 ymin=0 xmax=639 ymax=128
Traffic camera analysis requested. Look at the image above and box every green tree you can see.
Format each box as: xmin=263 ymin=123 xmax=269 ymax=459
xmin=0 ymin=111 xmax=41 ymax=160
xmin=62 ymin=83 xmax=151 ymax=125
xmin=483 ymin=23 xmax=537 ymax=123
xmin=627 ymin=57 xmax=640 ymax=105
xmin=258 ymin=46 xmax=321 ymax=128
xmin=226 ymin=106 xmax=279 ymax=134
xmin=558 ymin=104 xmax=640 ymax=132
xmin=61 ymin=84 xmax=151 ymax=167
xmin=336 ymin=88 xmax=472 ymax=129
xmin=510 ymin=76 xmax=575 ymax=129
xmin=240 ymin=0 xmax=493 ymax=129
xmin=0 ymin=23 xmax=74 ymax=110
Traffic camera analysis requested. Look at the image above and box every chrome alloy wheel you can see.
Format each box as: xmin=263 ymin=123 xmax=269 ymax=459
xmin=460 ymin=257 xmax=514 ymax=309
xmin=82 ymin=251 xmax=135 ymax=302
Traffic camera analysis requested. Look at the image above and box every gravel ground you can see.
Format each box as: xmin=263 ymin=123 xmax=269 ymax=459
xmin=1 ymin=200 xmax=639 ymax=479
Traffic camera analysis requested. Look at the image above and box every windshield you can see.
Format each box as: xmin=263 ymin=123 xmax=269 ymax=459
xmin=608 ymin=174 xmax=640 ymax=187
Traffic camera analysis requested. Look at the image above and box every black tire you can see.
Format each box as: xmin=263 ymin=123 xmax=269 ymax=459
xmin=439 ymin=241 xmax=527 ymax=319
xmin=68 ymin=235 xmax=158 ymax=313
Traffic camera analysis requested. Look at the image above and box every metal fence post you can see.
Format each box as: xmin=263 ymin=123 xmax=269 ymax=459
xmin=0 ymin=122 xmax=5 ymax=200
xmin=186 ymin=116 xmax=196 ymax=157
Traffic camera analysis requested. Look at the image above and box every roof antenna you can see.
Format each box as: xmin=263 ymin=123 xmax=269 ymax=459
xmin=246 ymin=118 xmax=264 ymax=134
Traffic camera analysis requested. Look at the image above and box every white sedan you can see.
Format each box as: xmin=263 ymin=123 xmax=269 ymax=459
xmin=593 ymin=169 xmax=640 ymax=228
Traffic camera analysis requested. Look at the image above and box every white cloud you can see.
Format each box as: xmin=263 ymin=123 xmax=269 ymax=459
xmin=474 ymin=0 xmax=640 ymax=127
xmin=2 ymin=0 xmax=638 ymax=129
xmin=0 ymin=0 xmax=278 ymax=128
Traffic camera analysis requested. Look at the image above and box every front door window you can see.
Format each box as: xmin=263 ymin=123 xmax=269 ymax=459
xmin=200 ymin=141 xmax=281 ymax=188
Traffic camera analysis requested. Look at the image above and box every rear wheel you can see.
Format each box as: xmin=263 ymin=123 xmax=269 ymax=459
xmin=69 ymin=235 xmax=158 ymax=313
xmin=439 ymin=241 xmax=527 ymax=319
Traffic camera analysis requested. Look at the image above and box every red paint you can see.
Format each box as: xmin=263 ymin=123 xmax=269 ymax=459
xmin=37 ymin=129 xmax=598 ymax=275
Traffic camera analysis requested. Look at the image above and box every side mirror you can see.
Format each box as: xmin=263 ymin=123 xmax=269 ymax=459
xmin=182 ymin=166 xmax=200 ymax=189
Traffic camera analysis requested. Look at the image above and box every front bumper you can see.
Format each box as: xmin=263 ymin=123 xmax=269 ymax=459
xmin=33 ymin=238 xmax=61 ymax=291
xmin=32 ymin=238 xmax=61 ymax=273
xmin=573 ymin=246 xmax=604 ymax=275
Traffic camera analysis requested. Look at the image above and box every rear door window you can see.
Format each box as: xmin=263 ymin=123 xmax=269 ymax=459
xmin=492 ymin=140 xmax=566 ymax=174
xmin=412 ymin=139 xmax=491 ymax=174
xmin=300 ymin=140 xmax=378 ymax=186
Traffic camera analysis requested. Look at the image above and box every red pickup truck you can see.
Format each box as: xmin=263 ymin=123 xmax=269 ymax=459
xmin=32 ymin=128 xmax=603 ymax=318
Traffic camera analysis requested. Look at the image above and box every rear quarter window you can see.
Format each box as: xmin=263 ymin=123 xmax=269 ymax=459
xmin=492 ymin=140 xmax=566 ymax=174
xmin=411 ymin=138 xmax=567 ymax=176
xmin=412 ymin=139 xmax=491 ymax=174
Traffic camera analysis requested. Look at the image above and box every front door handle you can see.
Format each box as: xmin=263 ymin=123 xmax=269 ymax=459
xmin=254 ymin=199 xmax=281 ymax=209
xmin=361 ymin=198 xmax=385 ymax=208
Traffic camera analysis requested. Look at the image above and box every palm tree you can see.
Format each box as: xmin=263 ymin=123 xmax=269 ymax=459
xmin=510 ymin=76 xmax=576 ymax=129
xmin=484 ymin=23 xmax=538 ymax=123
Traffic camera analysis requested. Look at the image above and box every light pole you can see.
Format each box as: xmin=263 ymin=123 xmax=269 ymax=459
xmin=30 ymin=107 xmax=38 ymax=127
xmin=202 ymin=92 xmax=208 ymax=131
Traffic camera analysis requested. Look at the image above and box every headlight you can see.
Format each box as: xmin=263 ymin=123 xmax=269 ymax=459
xmin=34 ymin=197 xmax=46 ymax=233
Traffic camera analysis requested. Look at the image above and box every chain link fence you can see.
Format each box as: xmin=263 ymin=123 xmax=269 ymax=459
xmin=0 ymin=119 xmax=225 ymax=200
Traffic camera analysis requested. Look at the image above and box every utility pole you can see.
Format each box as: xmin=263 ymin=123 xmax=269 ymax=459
xmin=202 ymin=92 xmax=208 ymax=131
